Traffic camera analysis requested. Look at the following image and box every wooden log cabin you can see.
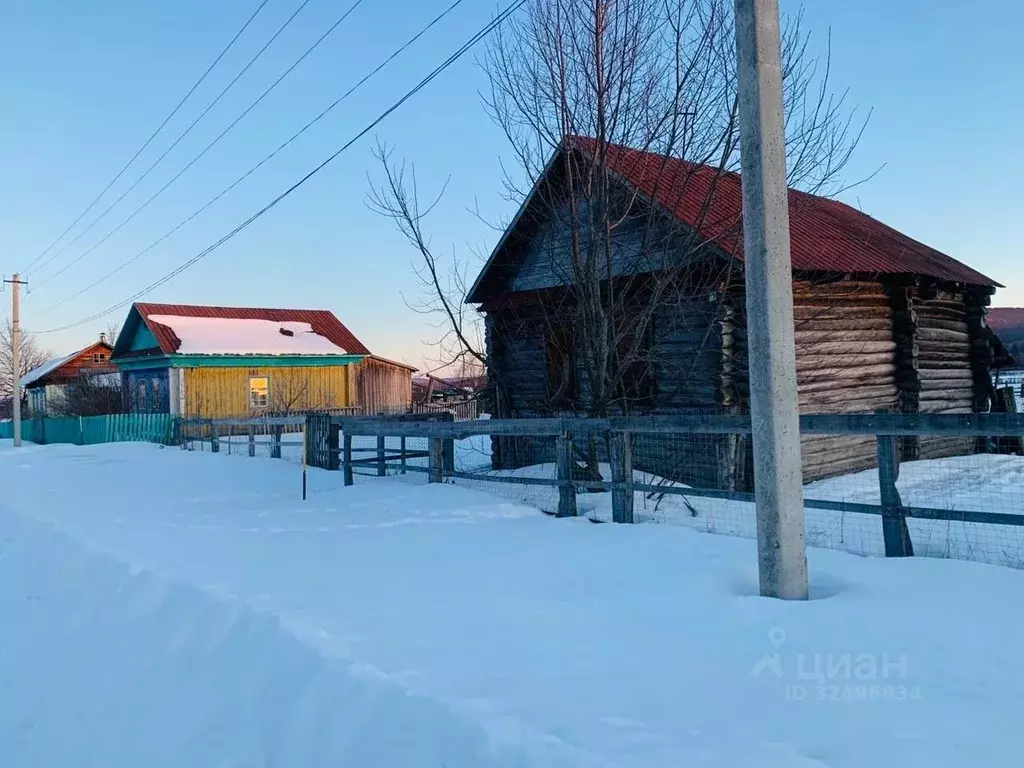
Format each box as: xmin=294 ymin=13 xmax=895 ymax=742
xmin=110 ymin=303 xmax=414 ymax=418
xmin=467 ymin=138 xmax=1006 ymax=488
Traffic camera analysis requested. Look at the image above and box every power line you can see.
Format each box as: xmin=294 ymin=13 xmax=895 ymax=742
xmin=32 ymin=0 xmax=526 ymax=335
xmin=37 ymin=0 xmax=468 ymax=314
xmin=29 ymin=0 xmax=319 ymax=280
xmin=31 ymin=0 xmax=367 ymax=294
xmin=21 ymin=0 xmax=274 ymax=274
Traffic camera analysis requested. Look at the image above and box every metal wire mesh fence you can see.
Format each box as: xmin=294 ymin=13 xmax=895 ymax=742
xmin=325 ymin=412 xmax=1024 ymax=570
xmin=174 ymin=412 xmax=1024 ymax=569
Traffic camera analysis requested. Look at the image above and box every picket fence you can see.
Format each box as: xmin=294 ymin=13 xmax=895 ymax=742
xmin=0 ymin=413 xmax=175 ymax=446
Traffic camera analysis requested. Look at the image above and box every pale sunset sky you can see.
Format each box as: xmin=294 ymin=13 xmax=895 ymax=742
xmin=1 ymin=0 xmax=1021 ymax=368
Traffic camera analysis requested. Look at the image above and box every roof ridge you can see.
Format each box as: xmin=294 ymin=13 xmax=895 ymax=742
xmin=562 ymin=136 xmax=999 ymax=287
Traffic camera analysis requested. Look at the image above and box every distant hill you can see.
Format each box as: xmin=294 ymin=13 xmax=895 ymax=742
xmin=989 ymin=308 xmax=1024 ymax=364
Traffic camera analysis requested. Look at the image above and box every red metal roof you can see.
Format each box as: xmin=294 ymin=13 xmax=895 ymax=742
xmin=568 ymin=137 xmax=1000 ymax=286
xmin=986 ymin=308 xmax=1024 ymax=332
xmin=133 ymin=303 xmax=371 ymax=356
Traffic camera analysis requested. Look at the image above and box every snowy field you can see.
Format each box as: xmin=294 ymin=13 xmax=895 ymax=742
xmin=202 ymin=430 xmax=1024 ymax=567
xmin=2 ymin=440 xmax=1024 ymax=767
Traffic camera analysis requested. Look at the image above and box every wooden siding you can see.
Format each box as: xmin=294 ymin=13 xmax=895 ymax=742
xmin=182 ymin=365 xmax=353 ymax=419
xmin=28 ymin=342 xmax=116 ymax=388
xmin=355 ymin=358 xmax=413 ymax=414
xmin=505 ymin=199 xmax=667 ymax=293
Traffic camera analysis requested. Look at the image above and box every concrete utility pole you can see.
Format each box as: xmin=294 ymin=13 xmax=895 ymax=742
xmin=733 ymin=0 xmax=808 ymax=600
xmin=5 ymin=274 xmax=26 ymax=448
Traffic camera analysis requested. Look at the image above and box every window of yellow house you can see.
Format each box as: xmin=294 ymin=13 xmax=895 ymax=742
xmin=249 ymin=376 xmax=269 ymax=408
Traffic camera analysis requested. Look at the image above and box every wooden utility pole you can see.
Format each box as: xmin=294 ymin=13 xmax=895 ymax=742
xmin=733 ymin=0 xmax=808 ymax=599
xmin=4 ymin=274 xmax=27 ymax=448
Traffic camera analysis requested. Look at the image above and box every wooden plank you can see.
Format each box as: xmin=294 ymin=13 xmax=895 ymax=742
xmin=271 ymin=425 xmax=282 ymax=459
xmin=377 ymin=436 xmax=387 ymax=477
xmin=178 ymin=415 xmax=306 ymax=428
xmin=555 ymin=433 xmax=578 ymax=518
xmin=610 ymin=431 xmax=634 ymax=524
xmin=248 ymin=425 xmax=256 ymax=458
xmin=443 ymin=438 xmax=455 ymax=475
xmin=343 ymin=433 xmax=353 ymax=486
xmin=876 ymin=434 xmax=914 ymax=557
xmin=331 ymin=412 xmax=1024 ymax=439
xmin=428 ymin=438 xmax=443 ymax=483
xmin=327 ymin=424 xmax=340 ymax=470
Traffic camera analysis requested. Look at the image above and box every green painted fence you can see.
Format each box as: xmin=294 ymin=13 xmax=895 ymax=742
xmin=0 ymin=413 xmax=174 ymax=446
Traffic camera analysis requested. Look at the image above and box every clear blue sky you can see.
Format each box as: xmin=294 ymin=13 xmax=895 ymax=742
xmin=2 ymin=0 xmax=1021 ymax=367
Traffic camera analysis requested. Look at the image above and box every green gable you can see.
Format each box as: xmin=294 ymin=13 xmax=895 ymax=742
xmin=110 ymin=304 xmax=367 ymax=370
xmin=111 ymin=306 xmax=161 ymax=358
xmin=114 ymin=353 xmax=366 ymax=371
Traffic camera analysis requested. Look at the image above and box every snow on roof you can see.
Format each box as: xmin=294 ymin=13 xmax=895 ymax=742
xmin=147 ymin=315 xmax=350 ymax=356
xmin=20 ymin=353 xmax=77 ymax=388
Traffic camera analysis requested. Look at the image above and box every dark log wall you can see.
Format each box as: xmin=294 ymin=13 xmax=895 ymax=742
xmin=631 ymin=292 xmax=738 ymax=490
xmin=913 ymin=286 xmax=976 ymax=459
xmin=487 ymin=308 xmax=550 ymax=469
xmin=484 ymin=275 xmax=996 ymax=488
xmin=731 ymin=280 xmax=899 ymax=484
xmin=791 ymin=280 xmax=899 ymax=482
xmin=485 ymin=288 xmax=733 ymax=488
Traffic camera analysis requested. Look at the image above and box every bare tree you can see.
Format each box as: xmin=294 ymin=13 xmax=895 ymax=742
xmin=0 ymin=319 xmax=53 ymax=400
xmin=104 ymin=320 xmax=121 ymax=347
xmin=267 ymin=372 xmax=338 ymax=415
xmin=370 ymin=0 xmax=866 ymax=477
xmin=51 ymin=375 xmax=123 ymax=417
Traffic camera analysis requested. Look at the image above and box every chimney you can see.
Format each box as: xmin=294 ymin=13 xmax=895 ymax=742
xmin=100 ymin=332 xmax=107 ymax=344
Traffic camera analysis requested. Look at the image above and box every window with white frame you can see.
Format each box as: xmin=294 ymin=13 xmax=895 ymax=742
xmin=249 ymin=376 xmax=269 ymax=408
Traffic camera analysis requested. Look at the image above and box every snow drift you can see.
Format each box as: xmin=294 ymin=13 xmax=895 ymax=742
xmin=3 ymin=441 xmax=1024 ymax=767
xmin=0 ymin=511 xmax=555 ymax=768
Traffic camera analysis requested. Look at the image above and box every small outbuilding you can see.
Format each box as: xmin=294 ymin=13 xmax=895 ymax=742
xmin=468 ymin=138 xmax=1008 ymax=487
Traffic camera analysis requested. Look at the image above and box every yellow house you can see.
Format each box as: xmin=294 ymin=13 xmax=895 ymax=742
xmin=110 ymin=302 xmax=380 ymax=419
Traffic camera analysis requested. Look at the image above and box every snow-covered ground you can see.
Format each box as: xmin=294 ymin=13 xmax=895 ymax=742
xmin=200 ymin=431 xmax=1024 ymax=567
xmin=2 ymin=440 xmax=1023 ymax=767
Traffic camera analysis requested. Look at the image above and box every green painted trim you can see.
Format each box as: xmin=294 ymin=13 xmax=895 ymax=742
xmin=110 ymin=355 xmax=171 ymax=371
xmin=113 ymin=354 xmax=366 ymax=371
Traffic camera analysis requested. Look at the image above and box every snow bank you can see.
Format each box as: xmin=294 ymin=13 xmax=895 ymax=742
xmin=3 ymin=442 xmax=1024 ymax=766
xmin=148 ymin=315 xmax=348 ymax=355
xmin=202 ymin=432 xmax=1024 ymax=568
xmin=0 ymin=509 xmax=560 ymax=768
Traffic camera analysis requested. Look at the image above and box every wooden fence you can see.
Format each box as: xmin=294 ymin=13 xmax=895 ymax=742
xmin=411 ymin=399 xmax=479 ymax=421
xmin=328 ymin=411 xmax=1024 ymax=559
xmin=0 ymin=413 xmax=175 ymax=446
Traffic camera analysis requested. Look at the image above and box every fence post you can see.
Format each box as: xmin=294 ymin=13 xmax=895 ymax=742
xmin=210 ymin=421 xmax=219 ymax=453
xmin=555 ymin=432 xmax=577 ymax=518
xmin=271 ymin=425 xmax=282 ymax=459
xmin=876 ymin=433 xmax=914 ymax=558
xmin=428 ymin=438 xmax=443 ymax=483
xmin=610 ymin=430 xmax=634 ymax=524
xmin=342 ymin=433 xmax=353 ymax=486
xmin=443 ymin=437 xmax=455 ymax=476
xmin=327 ymin=424 xmax=340 ymax=470
xmin=78 ymin=416 xmax=84 ymax=446
xmin=377 ymin=435 xmax=387 ymax=477
xmin=400 ymin=436 xmax=407 ymax=475
xmin=248 ymin=425 xmax=256 ymax=457
xmin=227 ymin=424 xmax=232 ymax=455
